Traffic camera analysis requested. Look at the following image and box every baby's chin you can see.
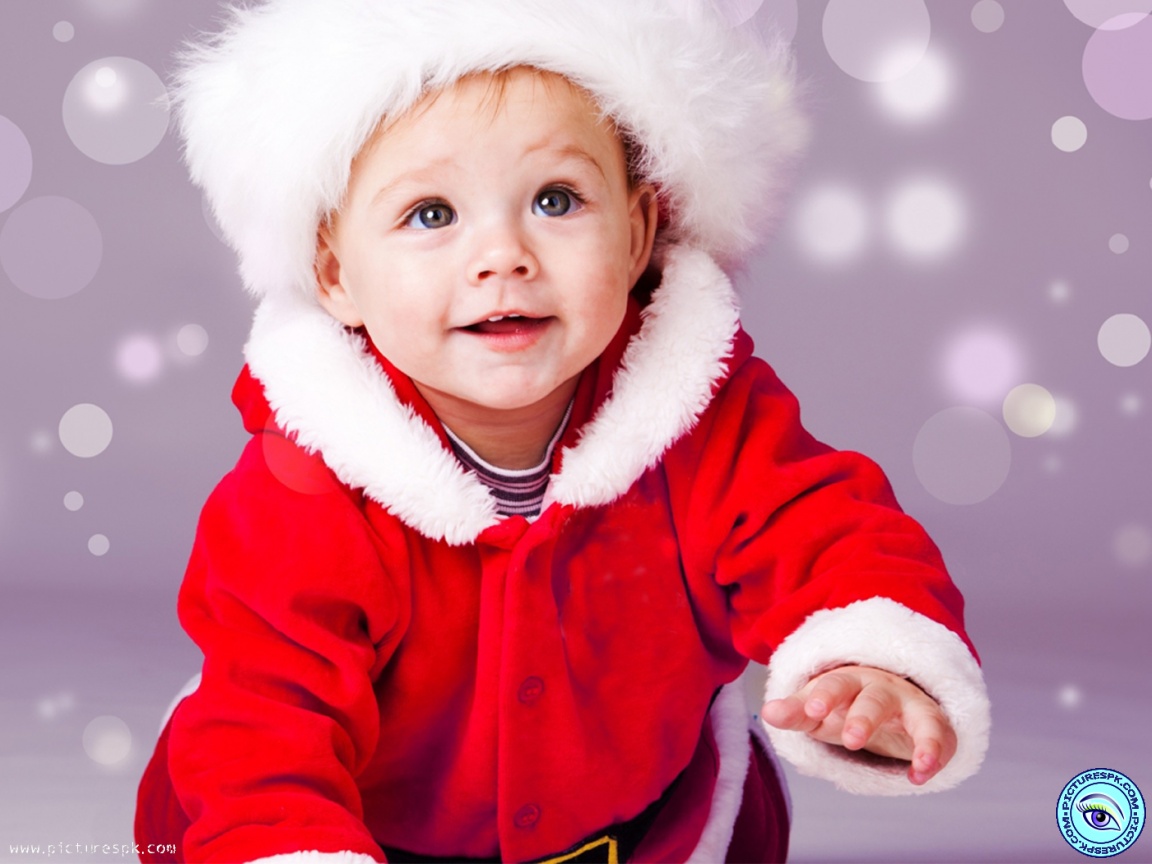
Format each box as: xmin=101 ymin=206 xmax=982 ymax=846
xmin=414 ymin=374 xmax=580 ymax=418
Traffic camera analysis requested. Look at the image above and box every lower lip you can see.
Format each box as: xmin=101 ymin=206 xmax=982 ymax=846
xmin=457 ymin=317 xmax=554 ymax=352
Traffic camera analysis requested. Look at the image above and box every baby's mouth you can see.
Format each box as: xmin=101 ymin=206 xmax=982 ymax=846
xmin=461 ymin=314 xmax=551 ymax=335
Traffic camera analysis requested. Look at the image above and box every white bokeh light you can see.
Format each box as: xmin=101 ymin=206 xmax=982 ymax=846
xmin=82 ymin=715 xmax=132 ymax=766
xmin=877 ymin=51 xmax=952 ymax=121
xmin=1048 ymin=279 xmax=1072 ymax=304
xmin=1048 ymin=394 xmax=1079 ymax=438
xmin=884 ymin=177 xmax=966 ymax=261
xmin=177 ymin=324 xmax=209 ymax=357
xmin=64 ymin=491 xmax=85 ymax=512
xmin=1098 ymin=313 xmax=1151 ymax=367
xmin=971 ymin=0 xmax=1005 ymax=32
xmin=59 ymin=404 xmax=113 ymax=458
xmin=53 ymin=21 xmax=75 ymax=42
xmin=1058 ymin=684 xmax=1083 ymax=710
xmin=943 ymin=327 xmax=1024 ymax=404
xmin=1120 ymin=393 xmax=1142 ymax=415
xmin=1113 ymin=523 xmax=1152 ymax=567
xmin=823 ymin=0 xmax=931 ymax=82
xmin=0 ymin=196 xmax=103 ymax=300
xmin=63 ymin=57 xmax=170 ymax=165
xmin=1051 ymin=116 xmax=1088 ymax=152
xmin=1002 ymin=383 xmax=1056 ymax=438
xmin=913 ymin=407 xmax=1012 ymax=505
xmin=88 ymin=534 xmax=110 ymax=556
xmin=1064 ymin=0 xmax=1152 ymax=30
xmin=794 ymin=184 xmax=871 ymax=265
xmin=0 ymin=116 xmax=33 ymax=214
xmin=30 ymin=431 xmax=53 ymax=454
xmin=116 ymin=333 xmax=163 ymax=382
xmin=1109 ymin=233 xmax=1130 ymax=254
xmin=37 ymin=691 xmax=77 ymax=721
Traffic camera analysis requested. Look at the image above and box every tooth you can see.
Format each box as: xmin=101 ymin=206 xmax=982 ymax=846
xmin=488 ymin=315 xmax=504 ymax=322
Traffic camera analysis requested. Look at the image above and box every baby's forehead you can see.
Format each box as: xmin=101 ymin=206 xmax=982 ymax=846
xmin=349 ymin=67 xmax=633 ymax=195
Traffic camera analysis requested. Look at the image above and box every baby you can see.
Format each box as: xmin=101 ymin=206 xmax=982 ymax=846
xmin=135 ymin=2 xmax=990 ymax=862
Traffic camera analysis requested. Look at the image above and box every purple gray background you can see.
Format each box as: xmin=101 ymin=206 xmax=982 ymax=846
xmin=1 ymin=0 xmax=1150 ymax=861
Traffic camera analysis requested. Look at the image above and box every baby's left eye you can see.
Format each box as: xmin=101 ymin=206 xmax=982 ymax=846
xmin=533 ymin=188 xmax=581 ymax=218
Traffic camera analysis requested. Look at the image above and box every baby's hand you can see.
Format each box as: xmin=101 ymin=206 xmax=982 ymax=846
xmin=760 ymin=665 xmax=957 ymax=786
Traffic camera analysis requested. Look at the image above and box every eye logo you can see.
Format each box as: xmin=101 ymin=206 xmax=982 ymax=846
xmin=1076 ymin=793 xmax=1122 ymax=832
xmin=1058 ymin=769 xmax=1145 ymax=858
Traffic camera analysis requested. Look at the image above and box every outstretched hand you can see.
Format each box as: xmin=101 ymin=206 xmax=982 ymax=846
xmin=760 ymin=665 xmax=957 ymax=786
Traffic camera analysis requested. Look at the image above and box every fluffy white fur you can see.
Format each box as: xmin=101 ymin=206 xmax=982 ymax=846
xmin=686 ymin=682 xmax=754 ymax=863
xmin=250 ymin=853 xmax=379 ymax=864
xmin=546 ymin=246 xmax=739 ymax=509
xmin=171 ymin=0 xmax=807 ymax=301
xmin=244 ymin=245 xmax=737 ymax=544
xmin=761 ymin=597 xmax=992 ymax=796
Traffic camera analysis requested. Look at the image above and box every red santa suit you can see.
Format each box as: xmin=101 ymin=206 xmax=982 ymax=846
xmin=135 ymin=247 xmax=990 ymax=863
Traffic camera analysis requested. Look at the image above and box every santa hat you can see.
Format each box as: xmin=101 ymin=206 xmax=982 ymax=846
xmin=172 ymin=0 xmax=807 ymax=302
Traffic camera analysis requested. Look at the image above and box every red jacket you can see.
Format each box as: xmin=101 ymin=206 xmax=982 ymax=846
xmin=139 ymin=247 xmax=989 ymax=863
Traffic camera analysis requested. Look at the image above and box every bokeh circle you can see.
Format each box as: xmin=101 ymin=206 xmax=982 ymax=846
xmin=0 ymin=196 xmax=103 ymax=299
xmin=1051 ymin=116 xmax=1088 ymax=152
xmin=1064 ymin=0 xmax=1152 ymax=29
xmin=913 ymin=407 xmax=1012 ymax=505
xmin=1082 ymin=14 xmax=1152 ymax=120
xmin=0 ymin=116 xmax=33 ymax=213
xmin=1098 ymin=313 xmax=1151 ymax=367
xmin=58 ymin=404 xmax=113 ymax=458
xmin=1002 ymin=383 xmax=1056 ymax=437
xmin=971 ymin=0 xmax=1005 ymax=33
xmin=63 ymin=57 xmax=170 ymax=165
xmin=82 ymin=715 xmax=131 ymax=765
xmin=823 ymin=0 xmax=931 ymax=82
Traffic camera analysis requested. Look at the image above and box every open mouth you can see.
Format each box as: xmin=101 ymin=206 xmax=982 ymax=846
xmin=461 ymin=314 xmax=552 ymax=335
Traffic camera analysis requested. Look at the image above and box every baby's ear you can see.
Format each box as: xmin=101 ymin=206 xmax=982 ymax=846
xmin=628 ymin=184 xmax=659 ymax=287
xmin=314 ymin=223 xmax=364 ymax=327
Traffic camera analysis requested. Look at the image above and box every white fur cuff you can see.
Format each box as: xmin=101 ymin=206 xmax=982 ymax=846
xmin=250 ymin=853 xmax=380 ymax=864
xmin=761 ymin=597 xmax=991 ymax=796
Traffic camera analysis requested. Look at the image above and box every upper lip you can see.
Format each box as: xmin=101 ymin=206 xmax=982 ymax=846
xmin=459 ymin=310 xmax=548 ymax=328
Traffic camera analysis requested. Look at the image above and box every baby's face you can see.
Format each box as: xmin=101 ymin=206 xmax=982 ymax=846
xmin=316 ymin=68 xmax=655 ymax=419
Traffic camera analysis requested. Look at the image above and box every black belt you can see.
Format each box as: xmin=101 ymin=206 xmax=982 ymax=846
xmin=381 ymin=763 xmax=684 ymax=864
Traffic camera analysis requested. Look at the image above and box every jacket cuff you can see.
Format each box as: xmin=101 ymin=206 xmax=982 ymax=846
xmin=761 ymin=597 xmax=990 ymax=796
xmin=249 ymin=853 xmax=382 ymax=864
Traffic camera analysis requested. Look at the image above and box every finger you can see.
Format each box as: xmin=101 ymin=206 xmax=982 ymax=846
xmin=903 ymin=699 xmax=958 ymax=785
xmin=760 ymin=696 xmax=810 ymax=731
xmin=839 ymin=681 xmax=902 ymax=751
xmin=801 ymin=668 xmax=865 ymax=723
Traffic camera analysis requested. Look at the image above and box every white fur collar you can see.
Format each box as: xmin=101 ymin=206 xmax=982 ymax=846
xmin=244 ymin=245 xmax=740 ymax=545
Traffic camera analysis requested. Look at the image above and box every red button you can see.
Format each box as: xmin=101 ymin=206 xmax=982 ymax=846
xmin=514 ymin=804 xmax=540 ymax=828
xmin=517 ymin=677 xmax=545 ymax=703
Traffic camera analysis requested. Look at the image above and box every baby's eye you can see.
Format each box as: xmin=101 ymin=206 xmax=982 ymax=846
xmin=405 ymin=202 xmax=456 ymax=230
xmin=533 ymin=187 xmax=581 ymax=218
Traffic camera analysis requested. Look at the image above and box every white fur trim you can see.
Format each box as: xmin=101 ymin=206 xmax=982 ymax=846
xmin=685 ymin=683 xmax=753 ymax=863
xmin=244 ymin=246 xmax=737 ymax=543
xmin=546 ymin=246 xmax=739 ymax=509
xmin=172 ymin=0 xmax=806 ymax=301
xmin=761 ymin=597 xmax=991 ymax=796
xmin=248 ymin=853 xmax=379 ymax=864
xmin=245 ymin=293 xmax=499 ymax=545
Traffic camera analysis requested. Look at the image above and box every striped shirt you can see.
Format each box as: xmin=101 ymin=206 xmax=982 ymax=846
xmin=444 ymin=402 xmax=573 ymax=519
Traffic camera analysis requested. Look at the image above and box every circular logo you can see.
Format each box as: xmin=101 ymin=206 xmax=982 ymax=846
xmin=1058 ymin=768 xmax=1145 ymax=858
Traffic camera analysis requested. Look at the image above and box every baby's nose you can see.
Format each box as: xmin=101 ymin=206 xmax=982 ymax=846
xmin=468 ymin=224 xmax=540 ymax=284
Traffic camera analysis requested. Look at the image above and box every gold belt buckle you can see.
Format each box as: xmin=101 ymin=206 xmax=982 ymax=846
xmin=535 ymin=834 xmax=619 ymax=864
